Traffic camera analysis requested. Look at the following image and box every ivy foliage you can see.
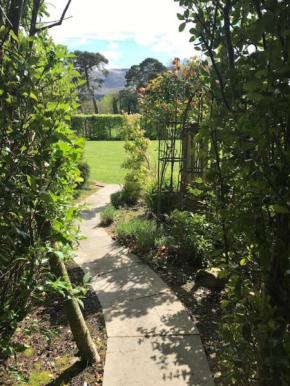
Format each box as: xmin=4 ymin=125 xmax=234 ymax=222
xmin=0 ymin=17 xmax=84 ymax=356
xmin=175 ymin=0 xmax=290 ymax=384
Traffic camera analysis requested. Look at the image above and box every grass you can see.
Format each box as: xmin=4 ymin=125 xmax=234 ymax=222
xmin=83 ymin=140 xmax=181 ymax=184
xmin=83 ymin=140 xmax=160 ymax=184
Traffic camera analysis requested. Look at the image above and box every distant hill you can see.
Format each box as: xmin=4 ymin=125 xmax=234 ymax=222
xmin=93 ymin=68 xmax=128 ymax=97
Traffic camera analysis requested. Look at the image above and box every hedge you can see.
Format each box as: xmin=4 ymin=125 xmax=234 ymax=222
xmin=71 ymin=114 xmax=128 ymax=140
xmin=71 ymin=114 xmax=161 ymax=140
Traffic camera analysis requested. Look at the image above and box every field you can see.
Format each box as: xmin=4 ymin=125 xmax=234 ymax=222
xmin=83 ymin=141 xmax=160 ymax=184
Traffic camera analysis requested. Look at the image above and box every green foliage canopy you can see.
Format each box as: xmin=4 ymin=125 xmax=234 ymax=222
xmin=175 ymin=0 xmax=290 ymax=383
xmin=125 ymin=57 xmax=167 ymax=90
xmin=0 ymin=3 xmax=85 ymax=357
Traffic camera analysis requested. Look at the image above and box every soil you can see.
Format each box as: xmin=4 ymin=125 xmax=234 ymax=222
xmin=0 ymin=261 xmax=106 ymax=386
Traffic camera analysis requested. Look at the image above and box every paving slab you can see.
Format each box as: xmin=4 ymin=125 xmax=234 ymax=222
xmin=102 ymin=291 xmax=199 ymax=338
xmin=79 ymin=248 xmax=142 ymax=276
xmin=91 ymin=264 xmax=168 ymax=307
xmin=103 ymin=336 xmax=214 ymax=386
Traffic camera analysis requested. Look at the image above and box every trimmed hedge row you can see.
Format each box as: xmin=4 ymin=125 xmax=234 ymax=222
xmin=71 ymin=114 xmax=160 ymax=140
xmin=71 ymin=114 xmax=127 ymax=140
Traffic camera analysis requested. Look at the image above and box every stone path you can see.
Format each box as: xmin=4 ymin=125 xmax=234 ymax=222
xmin=75 ymin=185 xmax=214 ymax=386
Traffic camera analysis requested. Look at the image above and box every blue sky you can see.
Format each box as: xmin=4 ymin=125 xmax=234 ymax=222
xmin=46 ymin=0 xmax=197 ymax=69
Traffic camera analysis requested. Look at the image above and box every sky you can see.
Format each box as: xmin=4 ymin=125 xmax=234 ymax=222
xmin=45 ymin=0 xmax=196 ymax=69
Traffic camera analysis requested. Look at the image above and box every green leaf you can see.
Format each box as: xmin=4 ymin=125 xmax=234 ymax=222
xmin=247 ymin=91 xmax=264 ymax=102
xmin=55 ymin=132 xmax=72 ymax=144
xmin=29 ymin=92 xmax=38 ymax=101
xmin=255 ymin=69 xmax=267 ymax=78
xmin=243 ymin=81 xmax=261 ymax=91
xmin=27 ymin=175 xmax=36 ymax=190
xmin=272 ymin=205 xmax=290 ymax=214
xmin=39 ymin=191 xmax=53 ymax=204
xmin=9 ymin=30 xmax=18 ymax=41
xmin=83 ymin=272 xmax=91 ymax=284
xmin=77 ymin=298 xmax=84 ymax=308
xmin=179 ymin=22 xmax=186 ymax=32
xmin=221 ymin=300 xmax=229 ymax=309
xmin=66 ymin=207 xmax=76 ymax=221
xmin=240 ymin=258 xmax=247 ymax=266
xmin=54 ymin=251 xmax=64 ymax=259
xmin=211 ymin=248 xmax=224 ymax=257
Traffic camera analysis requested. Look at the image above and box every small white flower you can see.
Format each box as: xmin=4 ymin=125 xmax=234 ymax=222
xmin=44 ymin=162 xmax=50 ymax=168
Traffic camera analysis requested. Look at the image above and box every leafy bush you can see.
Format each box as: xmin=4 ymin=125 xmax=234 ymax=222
xmin=115 ymin=218 xmax=158 ymax=254
xmin=110 ymin=188 xmax=138 ymax=208
xmin=77 ymin=161 xmax=90 ymax=190
xmin=110 ymin=176 xmax=141 ymax=208
xmin=144 ymin=177 xmax=179 ymax=215
xmin=0 ymin=10 xmax=84 ymax=356
xmin=165 ymin=210 xmax=214 ymax=266
xmin=100 ymin=205 xmax=117 ymax=226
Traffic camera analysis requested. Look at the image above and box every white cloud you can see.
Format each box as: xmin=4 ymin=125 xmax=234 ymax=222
xmin=107 ymin=41 xmax=118 ymax=50
xmin=100 ymin=50 xmax=123 ymax=68
xmin=105 ymin=61 xmax=121 ymax=69
xmin=44 ymin=0 xmax=194 ymax=59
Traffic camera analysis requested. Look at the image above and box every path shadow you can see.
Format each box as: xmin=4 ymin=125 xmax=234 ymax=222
xmin=80 ymin=204 xmax=108 ymax=221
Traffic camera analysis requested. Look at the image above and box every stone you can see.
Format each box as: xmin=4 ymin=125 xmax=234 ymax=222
xmin=195 ymin=268 xmax=225 ymax=289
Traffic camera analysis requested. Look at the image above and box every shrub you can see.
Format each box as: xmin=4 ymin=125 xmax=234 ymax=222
xmin=0 ymin=13 xmax=85 ymax=356
xmin=165 ymin=210 xmax=214 ymax=266
xmin=115 ymin=218 xmax=158 ymax=254
xmin=110 ymin=179 xmax=140 ymax=208
xmin=100 ymin=205 xmax=117 ymax=226
xmin=144 ymin=177 xmax=179 ymax=215
xmin=77 ymin=161 xmax=90 ymax=190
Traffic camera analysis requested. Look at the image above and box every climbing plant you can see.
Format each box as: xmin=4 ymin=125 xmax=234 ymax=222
xmin=140 ymin=58 xmax=209 ymax=211
xmin=121 ymin=114 xmax=150 ymax=204
xmin=176 ymin=0 xmax=290 ymax=384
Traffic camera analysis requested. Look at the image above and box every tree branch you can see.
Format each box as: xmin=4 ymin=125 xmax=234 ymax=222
xmin=224 ymin=0 xmax=237 ymax=101
xmin=32 ymin=0 xmax=72 ymax=35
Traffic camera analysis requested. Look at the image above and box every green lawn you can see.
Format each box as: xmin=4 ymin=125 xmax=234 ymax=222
xmin=83 ymin=141 xmax=159 ymax=184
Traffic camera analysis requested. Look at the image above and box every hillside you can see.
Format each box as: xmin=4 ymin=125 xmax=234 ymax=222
xmin=93 ymin=68 xmax=128 ymax=96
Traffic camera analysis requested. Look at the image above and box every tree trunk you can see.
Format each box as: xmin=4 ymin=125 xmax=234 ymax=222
xmin=49 ymin=252 xmax=100 ymax=364
xmin=92 ymin=89 xmax=99 ymax=114
xmin=37 ymin=217 xmax=100 ymax=364
xmin=8 ymin=0 xmax=24 ymax=36
xmin=112 ymin=97 xmax=118 ymax=114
